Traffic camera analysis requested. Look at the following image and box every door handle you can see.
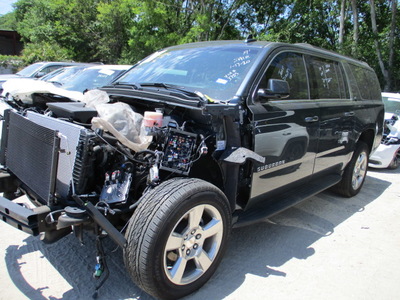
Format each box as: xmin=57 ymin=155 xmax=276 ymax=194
xmin=305 ymin=116 xmax=319 ymax=123
xmin=344 ymin=111 xmax=355 ymax=117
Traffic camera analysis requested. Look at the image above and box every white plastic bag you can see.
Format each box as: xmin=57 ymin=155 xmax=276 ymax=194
xmin=81 ymin=89 xmax=110 ymax=108
xmin=91 ymin=102 xmax=152 ymax=152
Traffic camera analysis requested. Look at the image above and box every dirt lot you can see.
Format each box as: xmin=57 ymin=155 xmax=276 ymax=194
xmin=1 ymin=167 xmax=400 ymax=300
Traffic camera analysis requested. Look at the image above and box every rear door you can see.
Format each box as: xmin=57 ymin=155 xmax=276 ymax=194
xmin=305 ymin=55 xmax=355 ymax=174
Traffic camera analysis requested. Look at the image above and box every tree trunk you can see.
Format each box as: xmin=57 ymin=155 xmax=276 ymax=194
xmin=388 ymin=0 xmax=397 ymax=91
xmin=350 ymin=0 xmax=359 ymax=57
xmin=370 ymin=0 xmax=389 ymax=91
xmin=339 ymin=0 xmax=346 ymax=48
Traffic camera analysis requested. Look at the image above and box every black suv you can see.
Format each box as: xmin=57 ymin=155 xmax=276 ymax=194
xmin=0 ymin=40 xmax=383 ymax=299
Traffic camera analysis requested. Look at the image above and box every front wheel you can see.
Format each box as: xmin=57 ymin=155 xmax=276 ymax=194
xmin=333 ymin=141 xmax=369 ymax=197
xmin=124 ymin=178 xmax=231 ymax=299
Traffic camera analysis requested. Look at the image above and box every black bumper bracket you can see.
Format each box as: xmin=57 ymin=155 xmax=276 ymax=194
xmin=0 ymin=195 xmax=40 ymax=235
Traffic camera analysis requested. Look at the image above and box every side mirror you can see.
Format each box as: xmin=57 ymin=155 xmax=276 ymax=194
xmin=258 ymin=79 xmax=290 ymax=100
xmin=34 ymin=71 xmax=46 ymax=78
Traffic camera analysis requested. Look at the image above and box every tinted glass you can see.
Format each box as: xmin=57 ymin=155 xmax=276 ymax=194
xmin=382 ymin=95 xmax=400 ymax=114
xmin=261 ymin=52 xmax=309 ymax=99
xmin=307 ymin=57 xmax=346 ymax=99
xmin=62 ymin=68 xmax=126 ymax=92
xmin=40 ymin=65 xmax=63 ymax=76
xmin=116 ymin=46 xmax=260 ymax=101
xmin=42 ymin=66 xmax=87 ymax=85
xmin=349 ymin=64 xmax=381 ymax=100
xmin=16 ymin=62 xmax=45 ymax=77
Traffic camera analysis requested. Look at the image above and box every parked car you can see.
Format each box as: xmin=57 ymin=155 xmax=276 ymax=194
xmin=0 ymin=61 xmax=90 ymax=94
xmin=369 ymin=92 xmax=400 ymax=169
xmin=0 ymin=40 xmax=383 ymax=299
xmin=1 ymin=64 xmax=132 ymax=106
xmin=39 ymin=64 xmax=93 ymax=84
xmin=1 ymin=65 xmax=92 ymax=100
xmin=0 ymin=64 xmax=130 ymax=147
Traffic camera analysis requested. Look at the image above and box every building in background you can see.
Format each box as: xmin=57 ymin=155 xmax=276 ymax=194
xmin=0 ymin=30 xmax=22 ymax=55
xmin=0 ymin=30 xmax=23 ymax=74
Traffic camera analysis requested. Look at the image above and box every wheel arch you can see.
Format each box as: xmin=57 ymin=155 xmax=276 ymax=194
xmin=357 ymin=128 xmax=376 ymax=155
xmin=190 ymin=155 xmax=238 ymax=213
xmin=189 ymin=156 xmax=224 ymax=191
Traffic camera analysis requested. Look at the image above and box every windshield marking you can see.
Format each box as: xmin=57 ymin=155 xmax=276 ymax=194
xmin=115 ymin=46 xmax=260 ymax=101
xmin=216 ymin=78 xmax=228 ymax=85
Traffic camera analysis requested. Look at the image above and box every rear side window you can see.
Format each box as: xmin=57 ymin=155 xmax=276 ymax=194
xmin=261 ymin=52 xmax=309 ymax=99
xmin=349 ymin=64 xmax=381 ymax=100
xmin=41 ymin=65 xmax=63 ymax=75
xmin=307 ymin=56 xmax=349 ymax=99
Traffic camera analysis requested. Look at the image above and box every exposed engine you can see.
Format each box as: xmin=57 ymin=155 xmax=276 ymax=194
xmin=0 ymin=97 xmax=215 ymax=235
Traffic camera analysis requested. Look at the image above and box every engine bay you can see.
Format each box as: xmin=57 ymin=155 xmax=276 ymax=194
xmin=1 ymin=94 xmax=218 ymax=214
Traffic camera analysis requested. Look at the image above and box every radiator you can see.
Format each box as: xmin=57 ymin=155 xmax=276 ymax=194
xmin=3 ymin=110 xmax=90 ymax=204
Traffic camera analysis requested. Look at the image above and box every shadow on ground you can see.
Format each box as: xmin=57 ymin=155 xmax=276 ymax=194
xmin=4 ymin=173 xmax=392 ymax=300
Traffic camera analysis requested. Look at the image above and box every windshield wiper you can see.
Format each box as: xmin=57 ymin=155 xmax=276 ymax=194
xmin=113 ymin=81 xmax=141 ymax=90
xmin=107 ymin=82 xmax=208 ymax=105
xmin=140 ymin=82 xmax=201 ymax=98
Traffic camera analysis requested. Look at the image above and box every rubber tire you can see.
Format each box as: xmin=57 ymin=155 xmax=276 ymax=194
xmin=388 ymin=150 xmax=399 ymax=170
xmin=333 ymin=141 xmax=369 ymax=197
xmin=124 ymin=178 xmax=231 ymax=300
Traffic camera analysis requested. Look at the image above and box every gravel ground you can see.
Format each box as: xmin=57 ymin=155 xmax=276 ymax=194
xmin=1 ymin=167 xmax=399 ymax=300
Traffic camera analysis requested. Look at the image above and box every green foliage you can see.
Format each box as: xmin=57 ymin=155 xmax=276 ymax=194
xmin=21 ymin=42 xmax=72 ymax=64
xmin=14 ymin=0 xmax=113 ymax=62
xmin=0 ymin=12 xmax=17 ymax=30
xmin=0 ymin=55 xmax=24 ymax=71
xmin=250 ymin=0 xmax=340 ymax=50
xmin=6 ymin=0 xmax=400 ymax=90
xmin=122 ymin=0 xmax=242 ymax=63
xmin=96 ymin=0 xmax=135 ymax=64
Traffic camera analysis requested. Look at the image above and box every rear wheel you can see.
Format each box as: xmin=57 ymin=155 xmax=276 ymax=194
xmin=333 ymin=141 xmax=369 ymax=197
xmin=124 ymin=178 xmax=231 ymax=299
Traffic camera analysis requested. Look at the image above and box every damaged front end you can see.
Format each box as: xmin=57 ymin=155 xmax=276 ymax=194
xmin=0 ymin=92 xmax=229 ymax=246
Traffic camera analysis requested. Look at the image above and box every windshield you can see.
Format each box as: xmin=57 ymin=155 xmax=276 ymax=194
xmin=116 ymin=46 xmax=260 ymax=101
xmin=382 ymin=95 xmax=400 ymax=114
xmin=62 ymin=68 xmax=126 ymax=92
xmin=42 ymin=66 xmax=87 ymax=85
xmin=16 ymin=62 xmax=45 ymax=77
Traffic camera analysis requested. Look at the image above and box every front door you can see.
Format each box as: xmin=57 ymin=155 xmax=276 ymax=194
xmin=247 ymin=51 xmax=319 ymax=203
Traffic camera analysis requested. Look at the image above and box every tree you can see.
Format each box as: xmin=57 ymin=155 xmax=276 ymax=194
xmin=339 ymin=0 xmax=347 ymax=48
xmin=370 ymin=0 xmax=389 ymax=90
xmin=94 ymin=0 xmax=136 ymax=63
xmin=123 ymin=0 xmax=242 ymax=63
xmin=6 ymin=0 xmax=400 ymax=90
xmin=21 ymin=42 xmax=71 ymax=64
xmin=350 ymin=0 xmax=359 ymax=57
xmin=388 ymin=0 xmax=398 ymax=90
xmin=0 ymin=12 xmax=17 ymax=30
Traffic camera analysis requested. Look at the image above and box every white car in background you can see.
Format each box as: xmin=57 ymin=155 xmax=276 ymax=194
xmin=369 ymin=92 xmax=400 ymax=169
xmin=0 ymin=64 xmax=131 ymax=147
xmin=0 ymin=61 xmax=89 ymax=94
xmin=1 ymin=64 xmax=131 ymax=103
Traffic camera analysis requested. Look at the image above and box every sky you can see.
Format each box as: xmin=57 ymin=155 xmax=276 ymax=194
xmin=0 ymin=0 xmax=17 ymax=15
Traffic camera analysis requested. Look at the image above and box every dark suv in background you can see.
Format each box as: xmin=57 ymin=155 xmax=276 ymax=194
xmin=0 ymin=40 xmax=383 ymax=299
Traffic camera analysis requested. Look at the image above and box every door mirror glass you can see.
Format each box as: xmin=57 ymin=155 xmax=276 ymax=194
xmin=258 ymin=79 xmax=290 ymax=100
xmin=34 ymin=71 xmax=46 ymax=78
